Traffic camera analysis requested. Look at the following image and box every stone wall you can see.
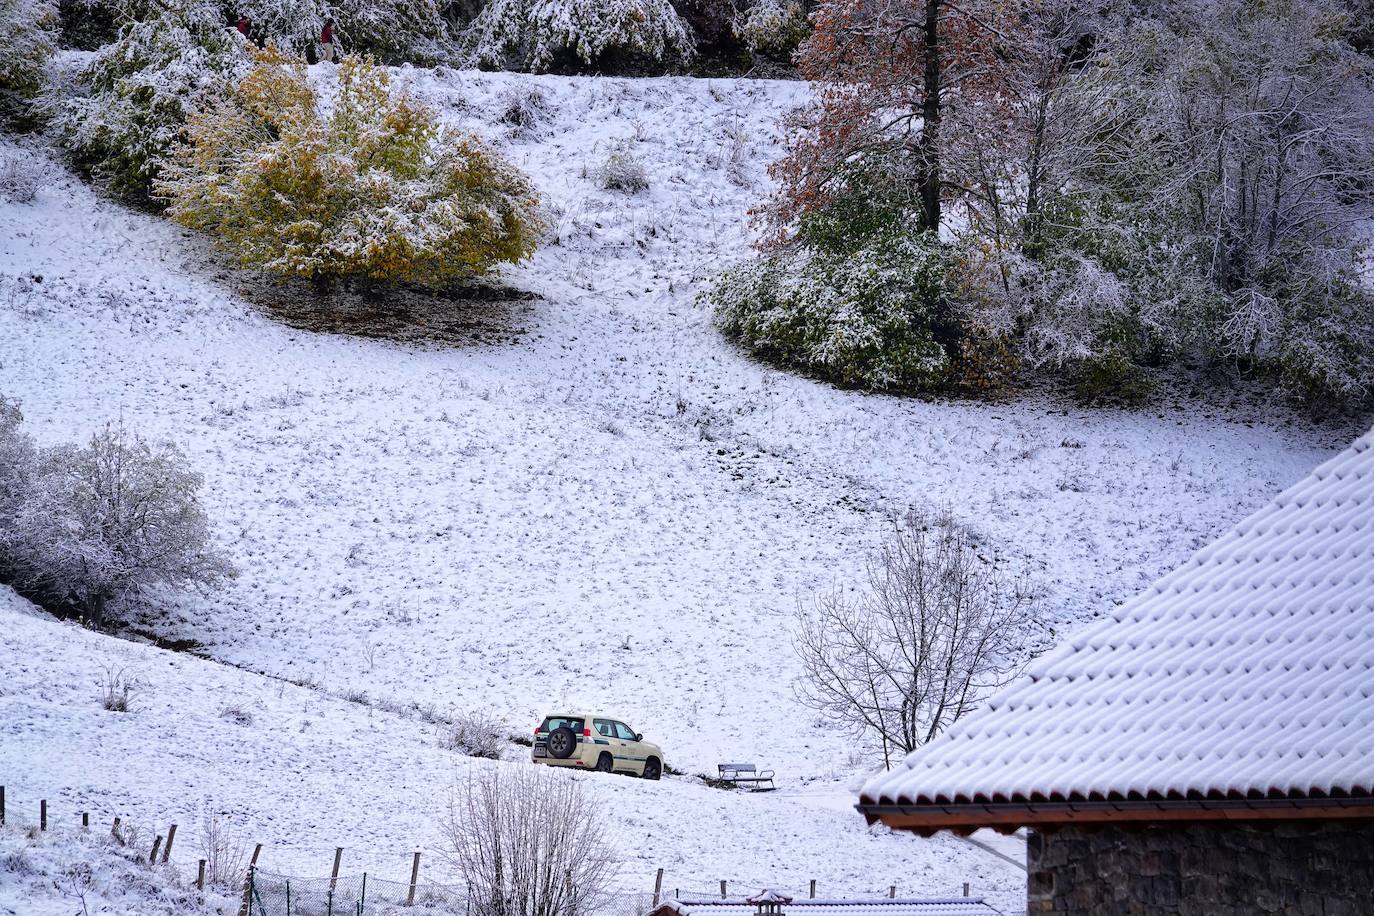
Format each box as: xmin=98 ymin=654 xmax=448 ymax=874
xmin=1026 ymin=821 xmax=1374 ymax=915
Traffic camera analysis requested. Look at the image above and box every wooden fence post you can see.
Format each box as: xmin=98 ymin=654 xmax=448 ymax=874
xmin=82 ymin=812 xmax=89 ymax=830
xmin=652 ymin=868 xmax=664 ymax=907
xmin=162 ymin=824 xmax=177 ymax=863
xmin=888 ymin=886 xmax=896 ymax=899
xmin=962 ymin=883 xmax=970 ymax=898
xmin=1 ymin=785 xmax=5 ymax=826
xmin=111 ymin=816 xmax=122 ymax=840
xmin=150 ymin=835 xmax=164 ymax=865
xmin=809 ymin=880 xmax=816 ymax=899
xmin=329 ymin=847 xmax=343 ymax=895
xmin=238 ymin=866 xmax=254 ymax=916
xmin=407 ymin=851 xmax=421 ymax=906
xmin=40 ymin=800 xmax=46 ymax=831
xmin=197 ymin=859 xmax=207 ymax=891
xmin=720 ymin=881 xmax=727 ymax=899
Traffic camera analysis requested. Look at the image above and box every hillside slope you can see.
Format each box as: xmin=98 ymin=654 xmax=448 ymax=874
xmin=0 ymin=64 xmax=1360 ymax=916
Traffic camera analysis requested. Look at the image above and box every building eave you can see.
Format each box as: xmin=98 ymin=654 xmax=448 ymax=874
xmin=858 ymin=796 xmax=1374 ymax=834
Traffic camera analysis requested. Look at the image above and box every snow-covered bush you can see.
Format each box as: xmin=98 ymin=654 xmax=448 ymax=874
xmin=198 ymin=806 xmax=250 ymax=890
xmin=98 ymin=664 xmax=143 ymax=711
xmin=709 ymin=225 xmax=951 ymax=392
xmin=592 ymin=142 xmax=649 ymax=193
xmin=442 ymin=710 xmax=507 ymax=759
xmin=0 ymin=408 xmax=233 ymax=627
xmin=498 ymin=81 xmax=549 ymax=136
xmin=158 ymin=48 xmax=543 ymax=286
xmin=0 ymin=151 xmax=43 ymax=203
xmin=465 ymin=0 xmax=695 ymax=72
xmin=0 ymin=0 xmax=58 ymax=122
xmin=45 ymin=0 xmax=247 ymax=201
xmin=446 ymin=768 xmax=616 ymax=916
xmin=733 ymin=0 xmax=807 ymax=59
xmin=0 ymin=396 xmax=34 ymax=531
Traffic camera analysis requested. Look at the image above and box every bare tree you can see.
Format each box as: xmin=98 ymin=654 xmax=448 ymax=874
xmin=445 ymin=767 xmax=616 ymax=916
xmin=794 ymin=508 xmax=1038 ymax=770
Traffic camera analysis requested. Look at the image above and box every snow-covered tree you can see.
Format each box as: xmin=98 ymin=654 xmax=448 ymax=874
xmin=1 ymin=413 xmax=233 ymax=627
xmin=0 ymin=0 xmax=58 ymax=122
xmin=157 ymin=47 xmax=543 ymax=285
xmin=1150 ymin=0 xmax=1374 ymax=402
xmin=464 ymin=0 xmax=695 ymax=72
xmin=45 ymin=0 xmax=247 ymax=201
xmin=733 ymin=0 xmax=808 ymax=60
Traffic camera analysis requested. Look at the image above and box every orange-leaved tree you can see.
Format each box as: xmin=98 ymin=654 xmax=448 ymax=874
xmin=763 ymin=0 xmax=1020 ymax=247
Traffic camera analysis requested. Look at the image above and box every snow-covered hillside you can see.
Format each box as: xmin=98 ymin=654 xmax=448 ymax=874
xmin=0 ymin=64 xmax=1360 ymax=916
xmin=0 ymin=584 xmax=1025 ymax=911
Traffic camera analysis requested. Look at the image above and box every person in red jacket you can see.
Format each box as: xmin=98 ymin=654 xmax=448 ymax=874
xmin=320 ymin=18 xmax=337 ymax=62
xmin=235 ymin=15 xmax=250 ymax=39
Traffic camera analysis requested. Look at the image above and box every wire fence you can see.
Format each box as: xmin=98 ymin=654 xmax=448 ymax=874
xmin=246 ymin=868 xmax=470 ymax=916
xmin=246 ymin=870 xmax=658 ymax=916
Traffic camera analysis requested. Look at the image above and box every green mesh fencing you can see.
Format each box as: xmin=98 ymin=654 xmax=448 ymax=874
xmin=245 ymin=867 xmax=471 ymax=916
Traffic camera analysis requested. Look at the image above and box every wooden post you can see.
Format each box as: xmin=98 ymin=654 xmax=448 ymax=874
xmin=809 ymin=880 xmax=816 ymax=899
xmin=82 ymin=812 xmax=89 ymax=830
xmin=1 ymin=785 xmax=5 ymax=825
xmin=112 ymin=816 xmax=122 ymax=840
xmin=250 ymin=843 xmax=263 ymax=867
xmin=40 ymin=800 xmax=46 ymax=831
xmin=197 ymin=859 xmax=207 ymax=891
xmin=720 ymin=880 xmax=727 ymax=899
xmin=162 ymin=824 xmax=177 ymax=863
xmin=329 ymin=847 xmax=343 ymax=895
xmin=888 ymin=886 xmax=896 ymax=899
xmin=407 ymin=851 xmax=421 ymax=906
xmin=150 ymin=835 xmax=164 ymax=865
xmin=652 ymin=868 xmax=664 ymax=907
xmin=962 ymin=883 xmax=970 ymax=898
xmin=238 ymin=867 xmax=254 ymax=916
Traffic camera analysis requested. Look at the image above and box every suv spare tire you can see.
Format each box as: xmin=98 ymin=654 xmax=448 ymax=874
xmin=547 ymin=726 xmax=577 ymax=759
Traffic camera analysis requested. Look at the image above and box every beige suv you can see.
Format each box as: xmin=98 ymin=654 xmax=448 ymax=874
xmin=531 ymin=714 xmax=664 ymax=780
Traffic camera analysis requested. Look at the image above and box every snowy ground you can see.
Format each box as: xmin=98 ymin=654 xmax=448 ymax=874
xmin=0 ymin=63 xmax=1364 ymax=916
xmin=0 ymin=815 xmax=235 ymax=916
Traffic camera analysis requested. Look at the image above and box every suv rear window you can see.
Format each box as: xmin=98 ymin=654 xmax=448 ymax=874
xmin=540 ymin=716 xmax=584 ymax=733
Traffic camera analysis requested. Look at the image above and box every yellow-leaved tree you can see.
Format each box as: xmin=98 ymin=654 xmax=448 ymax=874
xmin=157 ymin=46 xmax=543 ymax=286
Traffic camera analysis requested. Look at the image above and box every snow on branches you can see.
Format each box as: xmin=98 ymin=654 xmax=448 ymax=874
xmin=464 ymin=0 xmax=695 ymax=72
xmin=157 ymin=47 xmax=544 ymax=286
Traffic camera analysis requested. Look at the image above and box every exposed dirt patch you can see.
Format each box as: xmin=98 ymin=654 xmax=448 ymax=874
xmin=231 ymin=275 xmax=540 ymax=347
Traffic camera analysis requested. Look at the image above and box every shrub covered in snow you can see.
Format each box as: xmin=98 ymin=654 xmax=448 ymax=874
xmin=709 ymin=222 xmax=951 ymax=392
xmin=592 ymin=142 xmax=649 ymax=193
xmin=465 ymin=0 xmax=695 ymax=72
xmin=0 ymin=400 xmax=233 ymax=627
xmin=158 ymin=48 xmax=543 ymax=286
xmin=0 ymin=0 xmax=58 ymax=122
xmin=733 ymin=0 xmax=807 ymax=59
xmin=45 ymin=0 xmax=246 ymax=201
xmin=0 ymin=151 xmax=44 ymax=203
xmin=442 ymin=710 xmax=508 ymax=759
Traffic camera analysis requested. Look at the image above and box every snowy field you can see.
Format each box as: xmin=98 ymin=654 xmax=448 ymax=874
xmin=0 ymin=63 xmax=1364 ymax=916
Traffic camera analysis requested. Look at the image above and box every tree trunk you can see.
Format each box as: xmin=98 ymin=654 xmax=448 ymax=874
xmin=919 ymin=0 xmax=942 ymax=233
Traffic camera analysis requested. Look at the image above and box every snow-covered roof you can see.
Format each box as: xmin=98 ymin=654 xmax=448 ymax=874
xmin=859 ymin=426 xmax=1374 ymax=827
xmin=662 ymin=898 xmax=1003 ymax=916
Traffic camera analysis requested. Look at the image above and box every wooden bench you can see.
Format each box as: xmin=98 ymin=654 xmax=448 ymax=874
xmin=717 ymin=762 xmax=775 ymax=789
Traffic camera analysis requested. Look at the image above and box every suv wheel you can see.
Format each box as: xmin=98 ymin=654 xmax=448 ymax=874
xmin=595 ymin=753 xmax=614 ymax=773
xmin=547 ymin=726 xmax=577 ymax=760
xmin=643 ymin=757 xmax=662 ymax=781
